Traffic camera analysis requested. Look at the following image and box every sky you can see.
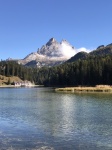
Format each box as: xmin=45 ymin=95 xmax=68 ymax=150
xmin=0 ymin=0 xmax=112 ymax=60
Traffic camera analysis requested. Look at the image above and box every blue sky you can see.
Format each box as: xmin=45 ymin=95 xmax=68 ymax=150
xmin=0 ymin=0 xmax=112 ymax=60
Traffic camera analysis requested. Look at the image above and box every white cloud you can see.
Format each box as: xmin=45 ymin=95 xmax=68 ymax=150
xmin=60 ymin=43 xmax=76 ymax=58
xmin=60 ymin=42 xmax=91 ymax=59
xmin=77 ymin=47 xmax=91 ymax=53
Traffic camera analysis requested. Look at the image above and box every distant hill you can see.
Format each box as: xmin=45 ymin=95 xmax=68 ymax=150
xmin=67 ymin=44 xmax=112 ymax=63
xmin=67 ymin=51 xmax=89 ymax=63
xmin=90 ymin=44 xmax=112 ymax=56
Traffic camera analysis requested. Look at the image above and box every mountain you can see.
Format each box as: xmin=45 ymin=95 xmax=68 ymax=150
xmin=18 ymin=37 xmax=112 ymax=67
xmin=67 ymin=51 xmax=89 ymax=63
xmin=18 ymin=38 xmax=77 ymax=67
xmin=90 ymin=44 xmax=112 ymax=56
xmin=67 ymin=43 xmax=112 ymax=63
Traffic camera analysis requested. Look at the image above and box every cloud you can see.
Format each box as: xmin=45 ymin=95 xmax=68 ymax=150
xmin=60 ymin=44 xmax=76 ymax=58
xmin=77 ymin=47 xmax=91 ymax=53
xmin=60 ymin=42 xmax=91 ymax=59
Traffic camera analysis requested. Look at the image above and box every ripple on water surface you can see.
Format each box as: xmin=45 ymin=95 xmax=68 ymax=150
xmin=0 ymin=88 xmax=112 ymax=149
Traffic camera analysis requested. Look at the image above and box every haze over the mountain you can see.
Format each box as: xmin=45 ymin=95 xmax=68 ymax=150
xmin=18 ymin=38 xmax=90 ymax=67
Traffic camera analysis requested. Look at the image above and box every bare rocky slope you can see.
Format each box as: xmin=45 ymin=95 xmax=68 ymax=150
xmin=18 ymin=38 xmax=78 ymax=67
xmin=12 ymin=38 xmax=112 ymax=67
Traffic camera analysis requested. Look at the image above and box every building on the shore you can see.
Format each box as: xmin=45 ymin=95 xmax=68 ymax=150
xmin=14 ymin=80 xmax=33 ymax=87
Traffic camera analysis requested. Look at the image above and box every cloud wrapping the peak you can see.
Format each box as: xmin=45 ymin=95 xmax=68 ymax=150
xmin=37 ymin=38 xmax=92 ymax=60
xmin=60 ymin=42 xmax=76 ymax=58
xmin=60 ymin=41 xmax=90 ymax=59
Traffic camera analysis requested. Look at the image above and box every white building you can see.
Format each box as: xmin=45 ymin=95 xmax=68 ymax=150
xmin=14 ymin=81 xmax=34 ymax=87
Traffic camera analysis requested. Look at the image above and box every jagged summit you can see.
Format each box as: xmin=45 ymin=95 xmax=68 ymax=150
xmin=37 ymin=38 xmax=76 ymax=58
xmin=8 ymin=38 xmax=112 ymax=68
xmin=46 ymin=38 xmax=57 ymax=46
xmin=60 ymin=39 xmax=74 ymax=48
xmin=61 ymin=39 xmax=68 ymax=44
xmin=37 ymin=38 xmax=60 ymax=57
xmin=18 ymin=37 xmax=78 ymax=67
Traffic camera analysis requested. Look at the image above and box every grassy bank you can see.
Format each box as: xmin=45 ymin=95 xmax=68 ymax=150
xmin=55 ymin=85 xmax=112 ymax=93
xmin=0 ymin=75 xmax=23 ymax=86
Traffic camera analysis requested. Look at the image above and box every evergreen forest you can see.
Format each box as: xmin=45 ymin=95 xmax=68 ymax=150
xmin=0 ymin=54 xmax=112 ymax=87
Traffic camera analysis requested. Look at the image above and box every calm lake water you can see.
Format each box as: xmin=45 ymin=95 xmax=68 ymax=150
xmin=0 ymin=87 xmax=112 ymax=150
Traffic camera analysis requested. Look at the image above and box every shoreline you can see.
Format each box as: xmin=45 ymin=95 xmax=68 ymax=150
xmin=55 ymin=86 xmax=112 ymax=93
xmin=0 ymin=85 xmax=44 ymax=88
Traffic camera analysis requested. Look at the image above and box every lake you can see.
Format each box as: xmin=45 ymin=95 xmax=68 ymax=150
xmin=0 ymin=87 xmax=112 ymax=150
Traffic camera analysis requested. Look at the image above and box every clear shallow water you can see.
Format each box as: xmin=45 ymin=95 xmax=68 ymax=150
xmin=0 ymin=87 xmax=112 ymax=150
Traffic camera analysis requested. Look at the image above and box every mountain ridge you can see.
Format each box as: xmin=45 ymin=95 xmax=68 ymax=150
xmin=18 ymin=38 xmax=79 ymax=67
xmin=9 ymin=38 xmax=112 ymax=67
xmin=67 ymin=44 xmax=112 ymax=63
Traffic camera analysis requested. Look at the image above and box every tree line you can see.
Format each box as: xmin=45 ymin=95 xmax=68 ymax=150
xmin=0 ymin=61 xmax=34 ymax=82
xmin=35 ymin=55 xmax=112 ymax=86
xmin=1 ymin=55 xmax=112 ymax=86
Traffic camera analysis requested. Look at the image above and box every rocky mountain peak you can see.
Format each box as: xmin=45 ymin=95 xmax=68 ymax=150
xmin=19 ymin=37 xmax=78 ymax=67
xmin=60 ymin=39 xmax=73 ymax=47
xmin=37 ymin=37 xmax=61 ymax=57
xmin=46 ymin=37 xmax=57 ymax=46
xmin=61 ymin=39 xmax=67 ymax=43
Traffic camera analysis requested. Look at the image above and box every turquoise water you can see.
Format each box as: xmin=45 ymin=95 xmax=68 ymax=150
xmin=0 ymin=87 xmax=112 ymax=149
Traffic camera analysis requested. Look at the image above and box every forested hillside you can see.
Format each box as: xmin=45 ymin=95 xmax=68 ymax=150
xmin=0 ymin=61 xmax=35 ymax=83
xmin=35 ymin=55 xmax=112 ymax=86
xmin=1 ymin=54 xmax=112 ymax=86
